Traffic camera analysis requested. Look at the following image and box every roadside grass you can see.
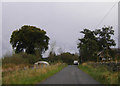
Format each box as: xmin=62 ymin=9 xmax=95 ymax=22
xmin=2 ymin=64 xmax=32 ymax=73
xmin=78 ymin=62 xmax=119 ymax=84
xmin=2 ymin=63 xmax=67 ymax=84
xmin=0 ymin=66 xmax=1 ymax=85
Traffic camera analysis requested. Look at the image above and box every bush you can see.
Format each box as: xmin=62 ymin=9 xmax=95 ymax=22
xmin=19 ymin=53 xmax=39 ymax=64
xmin=2 ymin=54 xmax=28 ymax=65
xmin=2 ymin=53 xmax=40 ymax=65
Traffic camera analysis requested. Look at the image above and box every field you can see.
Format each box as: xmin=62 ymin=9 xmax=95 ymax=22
xmin=2 ymin=63 xmax=67 ymax=84
xmin=78 ymin=62 xmax=120 ymax=84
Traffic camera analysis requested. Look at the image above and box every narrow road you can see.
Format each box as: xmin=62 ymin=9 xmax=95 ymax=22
xmin=40 ymin=65 xmax=100 ymax=84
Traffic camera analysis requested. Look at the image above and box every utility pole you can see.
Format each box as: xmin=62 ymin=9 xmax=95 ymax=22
xmin=118 ymin=1 xmax=120 ymax=49
xmin=117 ymin=1 xmax=120 ymax=64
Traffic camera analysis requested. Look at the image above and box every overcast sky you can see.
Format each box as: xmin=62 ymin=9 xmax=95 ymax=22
xmin=1 ymin=2 xmax=118 ymax=57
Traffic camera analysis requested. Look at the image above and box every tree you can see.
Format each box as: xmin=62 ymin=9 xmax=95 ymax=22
xmin=94 ymin=26 xmax=116 ymax=60
xmin=10 ymin=25 xmax=49 ymax=57
xmin=58 ymin=52 xmax=77 ymax=65
xmin=77 ymin=29 xmax=99 ymax=62
xmin=77 ymin=26 xmax=116 ymax=62
xmin=94 ymin=26 xmax=116 ymax=51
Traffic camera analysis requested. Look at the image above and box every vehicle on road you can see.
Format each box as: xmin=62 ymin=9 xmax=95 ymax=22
xmin=74 ymin=60 xmax=79 ymax=65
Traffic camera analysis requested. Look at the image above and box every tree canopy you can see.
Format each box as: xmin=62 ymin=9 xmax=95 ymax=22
xmin=77 ymin=26 xmax=116 ymax=62
xmin=77 ymin=29 xmax=99 ymax=62
xmin=47 ymin=52 xmax=79 ymax=65
xmin=94 ymin=26 xmax=116 ymax=51
xmin=10 ymin=25 xmax=49 ymax=57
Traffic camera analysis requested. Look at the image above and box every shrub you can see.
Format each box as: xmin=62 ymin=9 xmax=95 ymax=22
xmin=2 ymin=54 xmax=28 ymax=65
xmin=2 ymin=53 xmax=40 ymax=65
xmin=19 ymin=53 xmax=39 ymax=64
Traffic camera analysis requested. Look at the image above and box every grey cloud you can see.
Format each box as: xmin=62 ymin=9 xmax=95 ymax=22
xmin=2 ymin=2 xmax=118 ymax=57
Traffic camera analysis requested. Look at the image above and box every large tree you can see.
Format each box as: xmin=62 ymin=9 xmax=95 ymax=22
xmin=10 ymin=25 xmax=49 ymax=57
xmin=94 ymin=26 xmax=116 ymax=60
xmin=94 ymin=26 xmax=116 ymax=51
xmin=77 ymin=29 xmax=99 ymax=62
xmin=77 ymin=26 xmax=116 ymax=62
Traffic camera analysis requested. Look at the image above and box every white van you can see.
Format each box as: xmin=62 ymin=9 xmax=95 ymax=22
xmin=74 ymin=60 xmax=79 ymax=65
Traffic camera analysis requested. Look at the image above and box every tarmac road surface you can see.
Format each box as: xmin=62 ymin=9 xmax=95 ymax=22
xmin=40 ymin=65 xmax=100 ymax=84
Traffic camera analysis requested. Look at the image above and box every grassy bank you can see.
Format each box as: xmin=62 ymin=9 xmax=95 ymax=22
xmin=0 ymin=66 xmax=1 ymax=85
xmin=78 ymin=62 xmax=119 ymax=84
xmin=3 ymin=63 xmax=67 ymax=84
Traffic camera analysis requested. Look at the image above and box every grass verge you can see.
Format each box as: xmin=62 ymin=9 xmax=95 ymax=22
xmin=78 ymin=62 xmax=119 ymax=84
xmin=2 ymin=63 xmax=67 ymax=84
